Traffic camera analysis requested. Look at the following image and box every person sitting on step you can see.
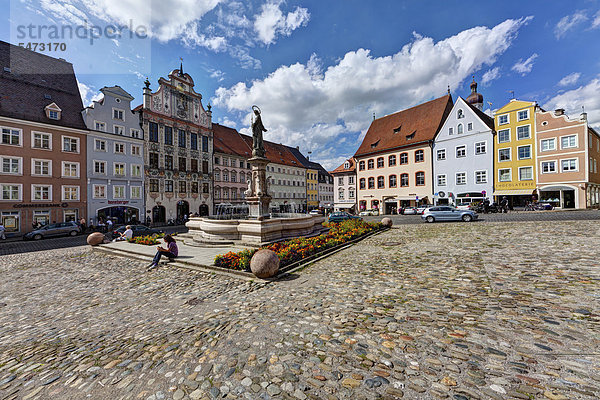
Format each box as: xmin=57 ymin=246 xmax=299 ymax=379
xmin=147 ymin=234 xmax=178 ymax=270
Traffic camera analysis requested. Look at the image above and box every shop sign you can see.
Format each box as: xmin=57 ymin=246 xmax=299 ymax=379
xmin=108 ymin=200 xmax=129 ymax=205
xmin=14 ymin=203 xmax=68 ymax=208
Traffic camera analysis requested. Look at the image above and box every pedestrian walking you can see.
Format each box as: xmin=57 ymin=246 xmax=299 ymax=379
xmin=79 ymin=217 xmax=86 ymax=232
xmin=500 ymin=196 xmax=509 ymax=213
xmin=106 ymin=218 xmax=113 ymax=232
xmin=0 ymin=222 xmax=6 ymax=240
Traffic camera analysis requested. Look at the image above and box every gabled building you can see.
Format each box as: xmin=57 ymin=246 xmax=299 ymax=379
xmin=433 ymin=80 xmax=495 ymax=206
xmin=138 ymin=66 xmax=213 ymax=222
xmin=354 ymin=94 xmax=453 ymax=214
xmin=82 ymin=86 xmax=144 ymax=224
xmin=315 ymin=163 xmax=334 ymax=212
xmin=0 ymin=41 xmax=88 ymax=234
xmin=535 ymin=108 xmax=600 ymax=208
xmin=493 ymin=99 xmax=537 ymax=207
xmin=331 ymin=159 xmax=357 ymax=213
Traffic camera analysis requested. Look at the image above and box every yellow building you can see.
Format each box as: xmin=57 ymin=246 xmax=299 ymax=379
xmin=306 ymin=168 xmax=319 ymax=210
xmin=493 ymin=99 xmax=538 ymax=207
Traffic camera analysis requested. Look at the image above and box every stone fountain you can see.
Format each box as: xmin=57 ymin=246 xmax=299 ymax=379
xmin=185 ymin=106 xmax=326 ymax=246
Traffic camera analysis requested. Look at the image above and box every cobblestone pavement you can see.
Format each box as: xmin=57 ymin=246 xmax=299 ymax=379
xmin=1 ymin=220 xmax=599 ymax=400
xmin=364 ymin=209 xmax=600 ymax=225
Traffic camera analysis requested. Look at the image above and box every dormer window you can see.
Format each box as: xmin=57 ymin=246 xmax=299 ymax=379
xmin=370 ymin=139 xmax=380 ymax=149
xmin=406 ymin=132 xmax=415 ymax=140
xmin=44 ymin=103 xmax=62 ymax=120
xmin=393 ymin=126 xmax=401 ymax=134
xmin=344 ymin=161 xmax=350 ymax=169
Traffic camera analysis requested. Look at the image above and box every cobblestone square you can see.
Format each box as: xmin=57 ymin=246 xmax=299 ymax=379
xmin=0 ymin=220 xmax=599 ymax=400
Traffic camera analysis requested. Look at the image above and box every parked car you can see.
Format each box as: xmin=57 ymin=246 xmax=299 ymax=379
xmin=416 ymin=205 xmax=433 ymax=214
xmin=359 ymin=209 xmax=379 ymax=216
xmin=421 ymin=206 xmax=478 ymax=223
xmin=309 ymin=209 xmax=323 ymax=215
xmin=455 ymin=202 xmax=474 ymax=210
xmin=328 ymin=212 xmax=361 ymax=223
xmin=400 ymin=207 xmax=418 ymax=215
xmin=23 ymin=221 xmax=81 ymax=240
xmin=111 ymin=224 xmax=163 ymax=240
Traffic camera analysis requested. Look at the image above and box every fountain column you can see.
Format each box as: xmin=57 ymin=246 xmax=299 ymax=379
xmin=245 ymin=156 xmax=272 ymax=220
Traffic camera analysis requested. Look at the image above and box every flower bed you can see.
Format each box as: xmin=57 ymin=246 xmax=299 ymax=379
xmin=127 ymin=232 xmax=165 ymax=246
xmin=214 ymin=219 xmax=383 ymax=271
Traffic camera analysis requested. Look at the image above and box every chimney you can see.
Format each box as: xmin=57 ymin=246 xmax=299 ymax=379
xmin=554 ymin=108 xmax=565 ymax=116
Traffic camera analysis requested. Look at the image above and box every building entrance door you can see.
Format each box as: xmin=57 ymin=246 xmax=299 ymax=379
xmin=152 ymin=206 xmax=166 ymax=223
xmin=563 ymin=190 xmax=575 ymax=208
xmin=177 ymin=200 xmax=189 ymax=220
xmin=199 ymin=204 xmax=209 ymax=216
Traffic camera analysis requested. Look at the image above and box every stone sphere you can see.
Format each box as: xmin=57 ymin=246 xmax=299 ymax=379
xmin=250 ymin=249 xmax=280 ymax=278
xmin=87 ymin=232 xmax=105 ymax=246
xmin=381 ymin=217 xmax=393 ymax=227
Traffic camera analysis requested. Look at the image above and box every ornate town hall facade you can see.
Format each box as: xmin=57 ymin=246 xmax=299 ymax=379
xmin=138 ymin=66 xmax=213 ymax=223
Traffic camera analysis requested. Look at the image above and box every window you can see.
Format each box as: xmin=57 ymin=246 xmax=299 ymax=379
xmin=32 ymin=132 xmax=51 ymax=149
xmin=561 ymin=159 xmax=577 ymax=171
xmin=214 ymin=188 xmax=221 ymax=199
xmin=499 ymin=148 xmax=511 ymax=162
xmin=540 ymin=138 xmax=556 ymax=152
xmin=499 ymin=168 xmax=511 ymax=182
xmin=62 ymin=186 xmax=79 ymax=201
xmin=95 ymin=139 xmax=106 ymax=151
xmin=359 ymin=178 xmax=366 ymax=189
xmin=541 ymin=161 xmax=556 ymax=173
xmin=114 ymin=142 xmax=125 ymax=154
xmin=32 ymin=184 xmax=51 ymax=201
xmin=415 ymin=150 xmax=424 ymax=162
xmin=377 ymin=176 xmax=385 ymax=189
xmin=338 ymin=188 xmax=345 ymax=200
xmin=437 ymin=149 xmax=446 ymax=161
xmin=130 ymin=129 xmax=140 ymax=138
xmin=457 ymin=124 xmax=463 ymax=134
xmin=202 ymin=136 xmax=209 ymax=152
xmin=359 ymin=161 xmax=365 ymax=170
xmin=389 ymin=175 xmax=397 ymax=188
xmin=191 ymin=159 xmax=198 ymax=172
xmin=367 ymin=159 xmax=374 ymax=169
xmin=437 ymin=174 xmax=446 ymax=186
xmin=519 ymin=166 xmax=533 ymax=180
xmin=202 ymin=160 xmax=209 ymax=174
xmin=457 ymin=109 xmax=464 ymax=119
xmin=475 ymin=142 xmax=486 ymax=155
xmin=561 ymin=135 xmax=577 ymax=149
xmin=338 ymin=177 xmax=344 ymax=185
xmin=191 ymin=182 xmax=199 ymax=194
xmin=498 ymin=114 xmax=509 ymax=125
xmin=113 ymin=125 xmax=125 ymax=135
xmin=131 ymin=186 xmax=142 ymax=199
xmin=349 ymin=188 xmax=355 ymax=199
xmin=178 ymin=129 xmax=186 ymax=148
xmin=377 ymin=157 xmax=384 ymax=168
xmin=179 ymin=157 xmax=186 ymax=171
xmin=456 ymin=145 xmax=466 ymax=158
xmin=149 ymin=153 xmax=159 ymax=169
xmin=95 ymin=121 xmax=106 ymax=131
xmin=498 ymin=129 xmax=510 ymax=143
xmin=449 ymin=127 xmax=454 ymax=135
xmin=214 ymin=171 xmax=221 ymax=181
xmin=164 ymin=126 xmax=173 ymax=145
xmin=388 ymin=155 xmax=397 ymax=166
xmin=415 ymin=171 xmax=425 ymax=186
xmin=94 ymin=161 xmax=106 ymax=174
xmin=62 ymin=162 xmax=79 ymax=178
xmin=179 ymin=181 xmax=186 ymax=193
xmin=1 ymin=127 xmax=21 ymax=146
xmin=400 ymin=173 xmax=409 ymax=187
xmin=518 ymin=145 xmax=531 ymax=160
xmin=517 ymin=109 xmax=529 ymax=121
xmin=48 ymin=110 xmax=59 ymax=120
xmin=1 ymin=157 xmax=21 ymax=175
xmin=1 ymin=184 xmax=21 ymax=200
xmin=191 ymin=133 xmax=198 ymax=150
xmin=344 ymin=161 xmax=350 ymax=169
xmin=223 ymin=171 xmax=229 ymax=182
xmin=112 ymin=108 xmax=124 ymax=120
xmin=131 ymin=164 xmax=142 ymax=177
xmin=149 ymin=122 xmax=159 ymax=142
xmin=131 ymin=144 xmax=141 ymax=156
xmin=113 ymin=185 xmax=125 ymax=199
xmin=165 ymin=180 xmax=174 ymax=192
xmin=149 ymin=179 xmax=159 ymax=192
xmin=231 ymin=171 xmax=237 ymax=183
xmin=114 ymin=163 xmax=125 ymax=176
xmin=348 ymin=176 xmax=355 ymax=184
xmin=32 ymin=159 xmax=51 ymax=176
xmin=455 ymin=172 xmax=466 ymax=185
xmin=214 ymin=156 xmax=220 ymax=165
xmin=93 ymin=184 xmax=106 ymax=199
xmin=475 ymin=170 xmax=487 ymax=184
xmin=467 ymin=122 xmax=473 ymax=131
xmin=368 ymin=177 xmax=375 ymax=189
xmin=517 ymin=125 xmax=530 ymax=140
xmin=62 ymin=136 xmax=79 ymax=153
xmin=165 ymin=155 xmax=173 ymax=170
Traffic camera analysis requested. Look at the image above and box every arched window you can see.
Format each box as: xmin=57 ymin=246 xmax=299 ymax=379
xmin=240 ymin=172 xmax=245 ymax=183
xmin=223 ymin=171 xmax=229 ymax=182
xmin=359 ymin=178 xmax=366 ymax=189
xmin=214 ymin=187 xmax=221 ymax=199
xmin=377 ymin=157 xmax=384 ymax=168
xmin=400 ymin=153 xmax=408 ymax=164
xmin=367 ymin=159 xmax=374 ymax=169
xmin=359 ymin=161 xmax=365 ymax=171
xmin=415 ymin=171 xmax=425 ymax=186
xmin=231 ymin=171 xmax=237 ymax=183
xmin=388 ymin=155 xmax=396 ymax=166
xmin=389 ymin=175 xmax=397 ymax=188
xmin=377 ymin=176 xmax=385 ymax=188
xmin=457 ymin=123 xmax=463 ymax=134
xmin=368 ymin=177 xmax=375 ymax=189
xmin=223 ymin=187 xmax=229 ymax=198
xmin=457 ymin=109 xmax=464 ymax=119
xmin=400 ymin=173 xmax=409 ymax=187
xmin=214 ymin=170 xmax=221 ymax=181
xmin=415 ymin=149 xmax=424 ymax=162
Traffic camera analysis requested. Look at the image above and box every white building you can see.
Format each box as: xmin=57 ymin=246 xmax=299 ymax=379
xmin=433 ymin=83 xmax=494 ymax=206
xmin=331 ymin=158 xmax=357 ymax=213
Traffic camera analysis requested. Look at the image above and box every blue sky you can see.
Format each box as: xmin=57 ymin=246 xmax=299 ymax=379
xmin=3 ymin=0 xmax=600 ymax=170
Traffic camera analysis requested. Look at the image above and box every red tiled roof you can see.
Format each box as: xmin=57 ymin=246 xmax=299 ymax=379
xmin=331 ymin=159 xmax=355 ymax=174
xmin=354 ymin=95 xmax=453 ymax=157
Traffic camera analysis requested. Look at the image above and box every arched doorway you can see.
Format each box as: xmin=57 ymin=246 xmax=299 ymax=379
xmin=152 ymin=205 xmax=166 ymax=224
xmin=199 ymin=204 xmax=209 ymax=216
xmin=177 ymin=200 xmax=189 ymax=220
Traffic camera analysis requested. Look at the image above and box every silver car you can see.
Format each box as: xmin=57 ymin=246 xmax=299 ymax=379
xmin=421 ymin=206 xmax=478 ymax=223
xmin=23 ymin=221 xmax=81 ymax=240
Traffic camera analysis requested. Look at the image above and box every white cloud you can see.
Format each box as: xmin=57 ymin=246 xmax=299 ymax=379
xmin=558 ymin=72 xmax=581 ymax=87
xmin=511 ymin=53 xmax=538 ymax=76
xmin=77 ymin=80 xmax=103 ymax=107
xmin=481 ymin=67 xmax=501 ymax=86
xmin=214 ymin=17 xmax=532 ymax=154
xmin=544 ymin=78 xmax=600 ymax=128
xmin=254 ymin=1 xmax=310 ymax=45
xmin=593 ymin=10 xmax=600 ymax=29
xmin=555 ymin=11 xmax=587 ymax=39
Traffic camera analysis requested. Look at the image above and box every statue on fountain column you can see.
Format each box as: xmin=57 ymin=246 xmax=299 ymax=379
xmin=251 ymin=105 xmax=267 ymax=158
xmin=244 ymin=179 xmax=253 ymax=198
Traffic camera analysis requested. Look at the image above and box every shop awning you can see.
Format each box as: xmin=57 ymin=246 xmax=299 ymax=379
xmin=334 ymin=203 xmax=355 ymax=209
xmin=493 ymin=189 xmax=535 ymax=196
